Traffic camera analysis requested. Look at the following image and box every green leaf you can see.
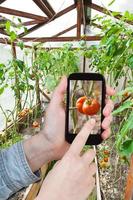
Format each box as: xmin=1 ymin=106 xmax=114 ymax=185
xmin=113 ymin=100 xmax=133 ymax=115
xmin=5 ymin=21 xmax=11 ymax=34
xmin=15 ymin=59 xmax=25 ymax=71
xmin=10 ymin=31 xmax=17 ymax=42
xmin=0 ymin=69 xmax=4 ymax=79
xmin=24 ymin=27 xmax=28 ymax=33
xmin=121 ymin=139 xmax=133 ymax=156
xmin=112 ymin=11 xmax=121 ymax=16
xmin=17 ymin=18 xmax=22 ymax=23
xmin=108 ymin=0 xmax=115 ymax=6
xmin=0 ymin=87 xmax=4 ymax=95
xmin=124 ymin=11 xmax=133 ymax=21
xmin=18 ymin=82 xmax=26 ymax=92
xmin=127 ymin=55 xmax=133 ymax=69
xmin=117 ymin=112 xmax=133 ymax=148
xmin=17 ymin=41 xmax=24 ymax=50
xmin=28 ymin=85 xmax=34 ymax=90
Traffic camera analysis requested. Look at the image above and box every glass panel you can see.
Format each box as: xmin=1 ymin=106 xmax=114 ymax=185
xmin=2 ymin=0 xmax=46 ymax=16
xmin=26 ymin=9 xmax=77 ymax=37
xmin=48 ymin=0 xmax=74 ymax=13
xmin=92 ymin=0 xmax=133 ymax=13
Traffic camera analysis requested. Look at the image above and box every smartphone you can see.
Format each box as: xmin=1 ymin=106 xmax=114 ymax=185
xmin=65 ymin=73 xmax=106 ymax=145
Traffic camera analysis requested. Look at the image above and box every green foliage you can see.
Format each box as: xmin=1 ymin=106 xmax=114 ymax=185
xmin=84 ymin=16 xmax=133 ymax=87
xmin=35 ymin=44 xmax=80 ymax=92
xmin=84 ymin=12 xmax=133 ymax=158
xmin=0 ymin=131 xmax=23 ymax=149
xmin=116 ymin=111 xmax=133 ymax=151
xmin=120 ymin=139 xmax=133 ymax=157
xmin=112 ymin=100 xmax=133 ymax=115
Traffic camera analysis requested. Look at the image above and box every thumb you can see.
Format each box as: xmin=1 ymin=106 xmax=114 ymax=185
xmin=51 ymin=76 xmax=67 ymax=105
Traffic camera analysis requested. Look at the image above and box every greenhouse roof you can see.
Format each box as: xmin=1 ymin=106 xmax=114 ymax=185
xmin=0 ymin=0 xmax=132 ymax=47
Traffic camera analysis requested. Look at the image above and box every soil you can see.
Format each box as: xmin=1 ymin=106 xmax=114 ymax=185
xmin=97 ymin=133 xmax=129 ymax=200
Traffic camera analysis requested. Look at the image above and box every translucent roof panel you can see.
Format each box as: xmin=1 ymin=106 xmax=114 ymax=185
xmin=2 ymin=0 xmax=47 ymax=16
xmin=48 ymin=0 xmax=74 ymax=13
xmin=25 ymin=9 xmax=77 ymax=37
xmin=93 ymin=0 xmax=133 ymax=13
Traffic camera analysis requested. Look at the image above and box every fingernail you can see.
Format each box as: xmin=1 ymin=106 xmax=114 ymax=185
xmin=90 ymin=118 xmax=96 ymax=125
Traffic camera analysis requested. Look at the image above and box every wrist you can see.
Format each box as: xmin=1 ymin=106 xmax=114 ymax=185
xmin=23 ymin=132 xmax=56 ymax=172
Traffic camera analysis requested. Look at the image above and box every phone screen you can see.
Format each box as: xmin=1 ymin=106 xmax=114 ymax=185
xmin=68 ymin=80 xmax=102 ymax=135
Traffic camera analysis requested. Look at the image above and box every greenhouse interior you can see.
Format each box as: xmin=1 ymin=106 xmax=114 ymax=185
xmin=0 ymin=0 xmax=133 ymax=199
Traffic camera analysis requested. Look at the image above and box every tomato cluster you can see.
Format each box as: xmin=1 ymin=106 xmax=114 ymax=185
xmin=99 ymin=149 xmax=110 ymax=169
xmin=76 ymin=96 xmax=100 ymax=115
xmin=18 ymin=108 xmax=33 ymax=118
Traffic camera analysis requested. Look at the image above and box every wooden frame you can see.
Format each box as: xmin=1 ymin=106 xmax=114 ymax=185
xmin=0 ymin=1 xmax=132 ymax=45
xmin=52 ymin=24 xmax=77 ymax=37
xmin=77 ymin=0 xmax=82 ymax=39
xmin=19 ymin=4 xmax=76 ymax=38
xmin=33 ymin=0 xmax=54 ymax=18
xmin=0 ymin=6 xmax=47 ymax=21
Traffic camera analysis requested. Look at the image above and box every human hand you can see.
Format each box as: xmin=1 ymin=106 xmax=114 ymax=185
xmin=42 ymin=76 xmax=115 ymax=159
xmin=36 ymin=119 xmax=96 ymax=200
xmin=23 ymin=76 xmax=115 ymax=172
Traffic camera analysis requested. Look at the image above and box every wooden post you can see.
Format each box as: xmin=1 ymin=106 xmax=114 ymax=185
xmin=33 ymin=47 xmax=41 ymax=110
xmin=77 ymin=0 xmax=82 ymax=39
xmin=125 ymin=155 xmax=133 ymax=200
xmin=11 ymin=42 xmax=22 ymax=111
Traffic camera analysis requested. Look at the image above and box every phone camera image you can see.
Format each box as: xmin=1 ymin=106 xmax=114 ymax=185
xmin=69 ymin=80 xmax=102 ymax=135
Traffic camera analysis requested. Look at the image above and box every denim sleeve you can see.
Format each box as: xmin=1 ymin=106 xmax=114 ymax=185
xmin=0 ymin=141 xmax=41 ymax=200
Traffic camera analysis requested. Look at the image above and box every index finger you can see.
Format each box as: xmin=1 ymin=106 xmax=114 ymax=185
xmin=68 ymin=119 xmax=95 ymax=155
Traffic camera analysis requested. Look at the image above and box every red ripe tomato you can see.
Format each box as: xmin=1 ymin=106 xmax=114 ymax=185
xmin=82 ymin=99 xmax=100 ymax=115
xmin=32 ymin=121 xmax=40 ymax=128
xmin=104 ymin=150 xmax=110 ymax=155
xmin=76 ymin=96 xmax=87 ymax=114
xmin=104 ymin=157 xmax=109 ymax=162
xmin=76 ymin=96 xmax=100 ymax=115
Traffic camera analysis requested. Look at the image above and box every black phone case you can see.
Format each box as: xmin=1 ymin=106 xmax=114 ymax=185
xmin=65 ymin=73 xmax=106 ymax=145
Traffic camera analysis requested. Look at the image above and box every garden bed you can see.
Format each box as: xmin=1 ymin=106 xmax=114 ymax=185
xmin=97 ymin=137 xmax=128 ymax=200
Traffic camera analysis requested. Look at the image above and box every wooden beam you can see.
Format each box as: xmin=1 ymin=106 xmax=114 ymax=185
xmin=87 ymin=2 xmax=133 ymax=25
xmin=0 ymin=28 xmax=8 ymax=35
xmin=41 ymin=0 xmax=55 ymax=16
xmin=19 ymin=22 xmax=46 ymax=38
xmin=0 ymin=38 xmax=32 ymax=48
xmin=18 ymin=35 xmax=101 ymax=42
xmin=0 ymin=0 xmax=6 ymax=4
xmin=0 ymin=6 xmax=47 ymax=21
xmin=33 ymin=0 xmax=53 ymax=18
xmin=52 ymin=24 xmax=77 ymax=37
xmin=77 ymin=0 xmax=82 ymax=39
xmin=55 ymin=4 xmax=76 ymax=18
xmin=19 ymin=4 xmax=76 ymax=38
xmin=21 ymin=36 xmax=77 ymax=42
xmin=22 ymin=20 xmax=43 ymax=26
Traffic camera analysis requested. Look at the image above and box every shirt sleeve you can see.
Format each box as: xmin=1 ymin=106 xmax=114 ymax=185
xmin=0 ymin=141 xmax=41 ymax=200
